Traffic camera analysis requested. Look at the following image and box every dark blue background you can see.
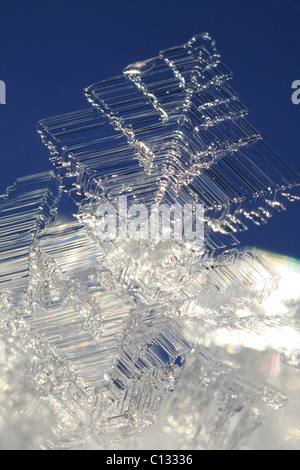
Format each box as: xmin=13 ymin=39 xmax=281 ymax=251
xmin=0 ymin=0 xmax=299 ymax=257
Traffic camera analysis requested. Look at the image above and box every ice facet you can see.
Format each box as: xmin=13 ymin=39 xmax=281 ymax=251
xmin=0 ymin=172 xmax=59 ymax=299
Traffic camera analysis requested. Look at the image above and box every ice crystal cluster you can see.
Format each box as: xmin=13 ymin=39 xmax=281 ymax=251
xmin=1 ymin=33 xmax=300 ymax=450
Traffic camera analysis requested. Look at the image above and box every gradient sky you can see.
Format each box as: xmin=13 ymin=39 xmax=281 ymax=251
xmin=0 ymin=0 xmax=299 ymax=257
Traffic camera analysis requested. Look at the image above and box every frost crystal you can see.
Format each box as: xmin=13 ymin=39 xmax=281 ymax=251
xmin=0 ymin=33 xmax=300 ymax=450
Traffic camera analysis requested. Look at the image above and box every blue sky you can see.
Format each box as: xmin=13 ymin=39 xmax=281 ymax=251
xmin=0 ymin=0 xmax=299 ymax=257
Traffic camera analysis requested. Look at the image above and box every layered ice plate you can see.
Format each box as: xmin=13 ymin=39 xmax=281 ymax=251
xmin=38 ymin=33 xmax=300 ymax=242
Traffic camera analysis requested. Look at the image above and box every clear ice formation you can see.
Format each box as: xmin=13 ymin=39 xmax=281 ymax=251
xmin=38 ymin=34 xmax=299 ymax=246
xmin=0 ymin=33 xmax=300 ymax=449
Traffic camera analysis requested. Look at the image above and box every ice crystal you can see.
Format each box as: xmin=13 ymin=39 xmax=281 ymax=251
xmin=0 ymin=33 xmax=300 ymax=449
